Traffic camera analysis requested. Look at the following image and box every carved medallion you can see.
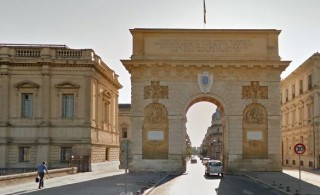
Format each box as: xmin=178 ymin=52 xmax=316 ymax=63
xmin=243 ymin=103 xmax=266 ymax=125
xmin=197 ymin=72 xmax=213 ymax=93
xmin=144 ymin=103 xmax=167 ymax=124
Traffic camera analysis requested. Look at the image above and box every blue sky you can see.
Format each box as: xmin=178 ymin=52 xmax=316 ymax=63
xmin=1 ymin=0 xmax=319 ymax=146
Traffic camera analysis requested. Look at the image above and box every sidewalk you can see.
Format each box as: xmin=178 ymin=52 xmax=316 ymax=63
xmin=1 ymin=167 xmax=319 ymax=195
xmin=0 ymin=170 xmax=167 ymax=195
xmin=246 ymin=167 xmax=320 ymax=195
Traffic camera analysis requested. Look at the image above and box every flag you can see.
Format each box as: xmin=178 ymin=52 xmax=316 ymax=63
xmin=203 ymin=0 xmax=206 ymax=24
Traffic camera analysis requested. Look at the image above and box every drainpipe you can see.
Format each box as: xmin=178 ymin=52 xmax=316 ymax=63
xmin=313 ymin=117 xmax=316 ymax=170
xmin=313 ymin=115 xmax=319 ymax=170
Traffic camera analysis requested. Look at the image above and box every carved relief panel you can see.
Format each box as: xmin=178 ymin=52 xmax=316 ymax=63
xmin=142 ymin=103 xmax=169 ymax=159
xmin=242 ymin=103 xmax=268 ymax=159
xmin=242 ymin=81 xmax=268 ymax=99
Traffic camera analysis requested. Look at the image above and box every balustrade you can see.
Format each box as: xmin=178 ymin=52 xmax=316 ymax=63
xmin=16 ymin=49 xmax=40 ymax=57
xmin=56 ymin=50 xmax=82 ymax=58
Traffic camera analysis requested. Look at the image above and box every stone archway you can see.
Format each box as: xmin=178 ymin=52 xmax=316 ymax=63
xmin=183 ymin=95 xmax=227 ymax=171
xmin=121 ymin=28 xmax=290 ymax=173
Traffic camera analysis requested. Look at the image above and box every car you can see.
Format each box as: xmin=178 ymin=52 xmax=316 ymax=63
xmin=205 ymin=160 xmax=224 ymax=177
xmin=190 ymin=158 xmax=197 ymax=163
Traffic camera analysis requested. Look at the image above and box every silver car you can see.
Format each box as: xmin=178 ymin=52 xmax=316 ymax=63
xmin=205 ymin=160 xmax=224 ymax=177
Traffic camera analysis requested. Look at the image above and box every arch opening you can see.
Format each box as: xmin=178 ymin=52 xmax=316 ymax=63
xmin=185 ymin=96 xmax=226 ymax=169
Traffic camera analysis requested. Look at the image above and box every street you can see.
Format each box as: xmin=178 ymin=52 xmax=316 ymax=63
xmin=149 ymin=157 xmax=286 ymax=195
xmin=1 ymin=156 xmax=319 ymax=195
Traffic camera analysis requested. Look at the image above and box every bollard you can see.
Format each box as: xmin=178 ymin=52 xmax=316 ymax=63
xmin=136 ymin=190 xmax=140 ymax=195
xmin=294 ymin=189 xmax=300 ymax=195
xmin=272 ymin=181 xmax=276 ymax=186
xmin=278 ymin=183 xmax=283 ymax=189
xmin=286 ymin=186 xmax=290 ymax=192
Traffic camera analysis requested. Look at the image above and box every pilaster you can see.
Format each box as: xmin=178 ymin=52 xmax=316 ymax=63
xmin=0 ymin=65 xmax=9 ymax=126
xmin=41 ymin=65 xmax=51 ymax=126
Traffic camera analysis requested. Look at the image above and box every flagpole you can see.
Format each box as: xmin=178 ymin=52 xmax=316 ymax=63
xmin=203 ymin=0 xmax=206 ymax=29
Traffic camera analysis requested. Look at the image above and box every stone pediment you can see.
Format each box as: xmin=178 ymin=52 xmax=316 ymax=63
xmin=15 ymin=80 xmax=39 ymax=89
xmin=55 ymin=81 xmax=80 ymax=89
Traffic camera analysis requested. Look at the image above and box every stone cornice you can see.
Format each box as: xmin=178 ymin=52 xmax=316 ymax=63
xmin=122 ymin=59 xmax=290 ymax=73
xmin=0 ymin=46 xmax=122 ymax=89
xmin=282 ymin=52 xmax=320 ymax=83
xmin=0 ymin=61 xmax=122 ymax=89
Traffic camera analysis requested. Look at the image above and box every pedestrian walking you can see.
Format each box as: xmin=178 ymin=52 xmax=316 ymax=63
xmin=37 ymin=161 xmax=49 ymax=189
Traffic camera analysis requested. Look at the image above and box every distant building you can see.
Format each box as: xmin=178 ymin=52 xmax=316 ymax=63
xmin=201 ymin=109 xmax=223 ymax=160
xmin=0 ymin=44 xmax=122 ymax=172
xmin=118 ymin=104 xmax=131 ymax=168
xmin=281 ymin=52 xmax=320 ymax=169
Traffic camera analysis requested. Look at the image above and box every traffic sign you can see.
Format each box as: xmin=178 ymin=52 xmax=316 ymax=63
xmin=294 ymin=143 xmax=306 ymax=155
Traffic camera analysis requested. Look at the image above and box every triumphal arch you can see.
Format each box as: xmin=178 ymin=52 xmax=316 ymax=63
xmin=121 ymin=28 xmax=290 ymax=173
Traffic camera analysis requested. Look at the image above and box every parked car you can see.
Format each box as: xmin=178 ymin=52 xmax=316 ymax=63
xmin=190 ymin=157 xmax=197 ymax=164
xmin=205 ymin=160 xmax=224 ymax=177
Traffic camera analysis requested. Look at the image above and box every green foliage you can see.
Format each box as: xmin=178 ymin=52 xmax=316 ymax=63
xmin=200 ymin=149 xmax=208 ymax=156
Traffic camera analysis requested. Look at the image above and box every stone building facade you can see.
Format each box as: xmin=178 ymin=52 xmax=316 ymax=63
xmin=281 ymin=52 xmax=320 ymax=169
xmin=201 ymin=109 xmax=223 ymax=160
xmin=118 ymin=104 xmax=131 ymax=168
xmin=0 ymin=44 xmax=122 ymax=172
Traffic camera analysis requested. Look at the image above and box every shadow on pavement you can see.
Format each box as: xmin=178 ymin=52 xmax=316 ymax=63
xmin=246 ymin=171 xmax=320 ymax=195
xmin=22 ymin=172 xmax=166 ymax=195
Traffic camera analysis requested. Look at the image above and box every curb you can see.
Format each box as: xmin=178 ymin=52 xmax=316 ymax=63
xmin=245 ymin=174 xmax=292 ymax=195
xmin=142 ymin=174 xmax=169 ymax=195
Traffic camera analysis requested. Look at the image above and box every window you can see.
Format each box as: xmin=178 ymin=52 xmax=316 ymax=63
xmin=19 ymin=147 xmax=30 ymax=162
xmin=292 ymin=110 xmax=296 ymax=124
xmin=104 ymin=101 xmax=110 ymax=123
xmin=300 ymin=160 xmax=304 ymax=166
xmin=299 ymin=80 xmax=303 ymax=94
xmin=309 ymin=135 xmax=313 ymax=155
xmin=22 ymin=93 xmax=33 ymax=118
xmin=286 ymin=138 xmax=289 ymax=155
xmin=105 ymin=148 xmax=109 ymax=161
xmin=285 ymin=112 xmax=289 ymax=125
xmin=299 ymin=107 xmax=304 ymax=122
xmin=292 ymin=84 xmax=295 ymax=98
xmin=285 ymin=89 xmax=288 ymax=102
xmin=60 ymin=147 xmax=72 ymax=162
xmin=122 ymin=127 xmax=128 ymax=138
xmin=307 ymin=104 xmax=312 ymax=120
xmin=309 ymin=161 xmax=313 ymax=168
xmin=55 ymin=81 xmax=79 ymax=119
xmin=62 ymin=94 xmax=74 ymax=118
xmin=308 ymin=74 xmax=312 ymax=90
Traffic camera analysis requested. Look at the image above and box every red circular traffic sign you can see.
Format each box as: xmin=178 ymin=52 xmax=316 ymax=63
xmin=294 ymin=143 xmax=306 ymax=155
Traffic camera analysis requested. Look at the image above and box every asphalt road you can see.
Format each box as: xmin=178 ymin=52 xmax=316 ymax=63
xmin=148 ymin=157 xmax=286 ymax=195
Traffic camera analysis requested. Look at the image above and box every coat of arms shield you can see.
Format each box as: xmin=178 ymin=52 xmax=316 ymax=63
xmin=197 ymin=72 xmax=213 ymax=93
